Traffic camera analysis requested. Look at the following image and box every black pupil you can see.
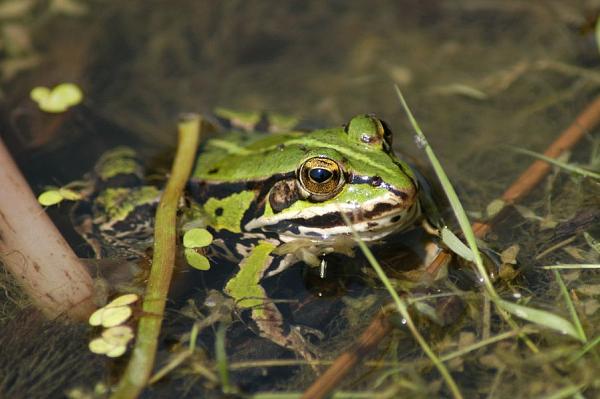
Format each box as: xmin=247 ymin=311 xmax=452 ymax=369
xmin=309 ymin=168 xmax=333 ymax=183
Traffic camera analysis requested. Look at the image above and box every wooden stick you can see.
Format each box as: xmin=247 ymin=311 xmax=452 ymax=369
xmin=0 ymin=136 xmax=94 ymax=320
xmin=302 ymin=95 xmax=600 ymax=399
xmin=300 ymin=311 xmax=390 ymax=399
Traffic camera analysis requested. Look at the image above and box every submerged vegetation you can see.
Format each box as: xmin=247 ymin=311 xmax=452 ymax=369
xmin=0 ymin=1 xmax=599 ymax=398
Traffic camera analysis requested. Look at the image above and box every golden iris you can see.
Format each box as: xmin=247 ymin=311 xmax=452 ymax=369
xmin=298 ymin=157 xmax=344 ymax=200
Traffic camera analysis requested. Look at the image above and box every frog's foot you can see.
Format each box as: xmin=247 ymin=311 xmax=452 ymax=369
xmin=251 ymin=301 xmax=322 ymax=371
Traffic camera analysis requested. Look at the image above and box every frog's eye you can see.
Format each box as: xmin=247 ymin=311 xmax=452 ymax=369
xmin=298 ymin=157 xmax=345 ymax=201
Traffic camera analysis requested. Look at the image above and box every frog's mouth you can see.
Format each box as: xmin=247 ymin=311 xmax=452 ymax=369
xmin=245 ymin=191 xmax=421 ymax=242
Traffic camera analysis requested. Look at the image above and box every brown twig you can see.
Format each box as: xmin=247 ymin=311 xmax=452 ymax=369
xmin=300 ymin=311 xmax=390 ymax=399
xmin=301 ymin=95 xmax=600 ymax=399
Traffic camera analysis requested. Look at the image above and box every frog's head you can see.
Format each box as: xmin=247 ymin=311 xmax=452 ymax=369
xmin=246 ymin=114 xmax=421 ymax=242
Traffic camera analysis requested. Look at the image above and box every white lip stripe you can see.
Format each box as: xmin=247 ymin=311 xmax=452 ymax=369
xmin=244 ymin=191 xmax=406 ymax=231
xmin=277 ymin=201 xmax=421 ymax=242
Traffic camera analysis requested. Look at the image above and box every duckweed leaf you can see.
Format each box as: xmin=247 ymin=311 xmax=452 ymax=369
xmin=185 ymin=248 xmax=210 ymax=270
xmin=30 ymin=82 xmax=83 ymax=113
xmin=498 ymin=299 xmax=584 ymax=342
xmin=89 ymin=337 xmax=113 ymax=354
xmin=88 ymin=305 xmax=132 ymax=328
xmin=58 ymin=188 xmax=83 ymax=201
xmin=89 ymin=336 xmax=128 ymax=358
xmin=106 ymin=293 xmax=139 ymax=308
xmin=485 ymin=198 xmax=506 ymax=218
xmin=102 ymin=325 xmax=134 ymax=346
xmin=183 ymin=228 xmax=213 ymax=248
xmin=38 ymin=187 xmax=82 ymax=206
xmin=37 ymin=190 xmax=64 ymax=206
xmin=105 ymin=345 xmax=128 ymax=358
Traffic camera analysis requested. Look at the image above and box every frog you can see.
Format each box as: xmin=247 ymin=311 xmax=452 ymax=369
xmin=185 ymin=110 xmax=443 ymax=362
xmin=67 ymin=110 xmax=442 ymax=364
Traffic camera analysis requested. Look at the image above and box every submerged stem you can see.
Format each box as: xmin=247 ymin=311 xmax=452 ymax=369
xmin=111 ymin=114 xmax=201 ymax=399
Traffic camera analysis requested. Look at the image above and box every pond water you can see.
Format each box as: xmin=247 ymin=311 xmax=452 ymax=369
xmin=1 ymin=1 xmax=599 ymax=398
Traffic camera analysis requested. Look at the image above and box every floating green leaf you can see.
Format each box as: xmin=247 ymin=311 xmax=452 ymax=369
xmin=183 ymin=228 xmax=213 ymax=248
xmin=38 ymin=190 xmax=64 ymax=206
xmin=30 ymin=82 xmax=83 ymax=113
xmin=88 ymin=295 xmax=136 ymax=328
xmin=38 ymin=187 xmax=82 ymax=206
xmin=58 ymin=188 xmax=83 ymax=201
xmin=485 ymin=198 xmax=506 ymax=218
xmin=91 ymin=306 xmax=133 ymax=328
xmin=89 ymin=325 xmax=134 ymax=358
xmin=107 ymin=293 xmax=139 ymax=308
xmin=102 ymin=325 xmax=134 ymax=346
xmin=185 ymin=248 xmax=210 ymax=270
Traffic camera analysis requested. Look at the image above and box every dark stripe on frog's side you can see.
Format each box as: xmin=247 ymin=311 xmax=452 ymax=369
xmin=187 ymin=172 xmax=296 ymax=202
xmin=189 ymin=167 xmax=419 ymax=234
xmin=348 ymin=175 xmax=414 ymax=201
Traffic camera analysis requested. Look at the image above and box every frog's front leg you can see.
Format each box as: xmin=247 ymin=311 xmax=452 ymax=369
xmin=224 ymin=241 xmax=318 ymax=364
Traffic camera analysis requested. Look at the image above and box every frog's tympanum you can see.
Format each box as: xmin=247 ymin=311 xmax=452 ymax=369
xmin=75 ymin=111 xmax=441 ymax=363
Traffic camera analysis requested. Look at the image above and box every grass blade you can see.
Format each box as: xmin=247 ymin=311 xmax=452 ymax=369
xmin=553 ymin=270 xmax=587 ymax=342
xmin=216 ymin=322 xmax=233 ymax=393
xmin=513 ymin=147 xmax=600 ymax=180
xmin=568 ymin=334 xmax=600 ymax=364
xmin=497 ymin=299 xmax=583 ymax=342
xmin=541 ymin=264 xmax=600 ymax=270
xmin=440 ymin=227 xmax=475 ymax=262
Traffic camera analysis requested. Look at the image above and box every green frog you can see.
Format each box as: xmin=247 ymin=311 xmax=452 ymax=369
xmin=185 ymin=110 xmax=442 ymax=361
xmin=71 ymin=110 xmax=442 ymax=363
